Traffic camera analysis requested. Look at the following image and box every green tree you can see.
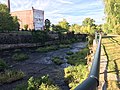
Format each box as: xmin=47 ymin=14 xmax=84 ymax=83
xmin=24 ymin=24 xmax=28 ymax=30
xmin=0 ymin=4 xmax=19 ymax=32
xmin=45 ymin=19 xmax=51 ymax=31
xmin=104 ymin=0 xmax=120 ymax=34
xmin=81 ymin=18 xmax=97 ymax=34
xmin=82 ymin=18 xmax=95 ymax=26
xmin=69 ymin=24 xmax=82 ymax=33
xmin=58 ymin=19 xmax=69 ymax=31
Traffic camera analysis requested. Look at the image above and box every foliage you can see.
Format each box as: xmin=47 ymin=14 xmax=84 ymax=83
xmin=12 ymin=53 xmax=29 ymax=61
xmin=51 ymin=57 xmax=63 ymax=65
xmin=0 ymin=59 xmax=8 ymax=71
xmin=69 ymin=24 xmax=82 ymax=34
xmin=27 ymin=75 xmax=60 ymax=90
xmin=24 ymin=24 xmax=28 ymax=30
xmin=36 ymin=45 xmax=58 ymax=53
xmin=66 ymin=51 xmax=74 ymax=55
xmin=82 ymin=18 xmax=95 ymax=27
xmin=104 ymin=0 xmax=120 ymax=34
xmin=0 ymin=4 xmax=19 ymax=32
xmin=64 ymin=65 xmax=88 ymax=90
xmin=0 ymin=70 xmax=25 ymax=84
xmin=45 ymin=19 xmax=51 ymax=31
xmin=51 ymin=24 xmax=67 ymax=32
xmin=31 ymin=30 xmax=51 ymax=43
xmin=14 ymin=83 xmax=27 ymax=90
xmin=66 ymin=48 xmax=89 ymax=65
xmin=59 ymin=44 xmax=71 ymax=48
xmin=57 ymin=19 xmax=69 ymax=32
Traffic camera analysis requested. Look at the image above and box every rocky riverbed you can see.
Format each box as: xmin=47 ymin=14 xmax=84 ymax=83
xmin=0 ymin=42 xmax=87 ymax=90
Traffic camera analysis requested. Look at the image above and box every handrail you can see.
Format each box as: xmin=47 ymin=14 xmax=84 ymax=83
xmin=75 ymin=34 xmax=102 ymax=90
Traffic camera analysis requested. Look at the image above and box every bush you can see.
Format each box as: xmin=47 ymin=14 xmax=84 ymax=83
xmin=0 ymin=59 xmax=8 ymax=71
xmin=12 ymin=53 xmax=29 ymax=61
xmin=15 ymin=75 xmax=60 ymax=90
xmin=66 ymin=51 xmax=74 ymax=55
xmin=0 ymin=70 xmax=25 ymax=84
xmin=67 ymin=48 xmax=89 ymax=65
xmin=51 ymin=57 xmax=63 ymax=65
xmin=14 ymin=83 xmax=27 ymax=90
xmin=64 ymin=65 xmax=88 ymax=90
xmin=26 ymin=75 xmax=60 ymax=90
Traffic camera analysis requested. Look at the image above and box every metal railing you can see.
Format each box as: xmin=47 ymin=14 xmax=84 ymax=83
xmin=75 ymin=34 xmax=102 ymax=90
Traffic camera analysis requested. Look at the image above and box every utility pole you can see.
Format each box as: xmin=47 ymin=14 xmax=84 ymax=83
xmin=7 ymin=0 xmax=10 ymax=12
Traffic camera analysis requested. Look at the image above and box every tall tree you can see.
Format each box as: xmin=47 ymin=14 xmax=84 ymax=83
xmin=58 ymin=19 xmax=69 ymax=31
xmin=0 ymin=4 xmax=19 ymax=32
xmin=82 ymin=18 xmax=95 ymax=26
xmin=104 ymin=0 xmax=120 ymax=34
xmin=45 ymin=19 xmax=51 ymax=31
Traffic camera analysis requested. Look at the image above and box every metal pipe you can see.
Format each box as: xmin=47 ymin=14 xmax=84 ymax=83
xmin=75 ymin=34 xmax=102 ymax=90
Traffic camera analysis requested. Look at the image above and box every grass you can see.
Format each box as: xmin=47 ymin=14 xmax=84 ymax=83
xmin=36 ymin=44 xmax=71 ymax=53
xmin=0 ymin=59 xmax=8 ymax=70
xmin=12 ymin=53 xmax=29 ymax=61
xmin=51 ymin=56 xmax=63 ymax=65
xmin=0 ymin=70 xmax=25 ymax=84
xmin=59 ymin=44 xmax=71 ymax=48
xmin=36 ymin=45 xmax=58 ymax=53
xmin=102 ymin=35 xmax=120 ymax=89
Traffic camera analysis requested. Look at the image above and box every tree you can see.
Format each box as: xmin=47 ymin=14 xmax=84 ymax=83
xmin=58 ymin=19 xmax=69 ymax=31
xmin=0 ymin=4 xmax=19 ymax=32
xmin=82 ymin=18 xmax=95 ymax=26
xmin=24 ymin=24 xmax=28 ymax=30
xmin=104 ymin=0 xmax=120 ymax=34
xmin=45 ymin=19 xmax=51 ymax=31
xmin=81 ymin=18 xmax=97 ymax=35
xmin=69 ymin=24 xmax=82 ymax=33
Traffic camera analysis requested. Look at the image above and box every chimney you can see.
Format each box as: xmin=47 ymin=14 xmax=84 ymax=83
xmin=7 ymin=0 xmax=10 ymax=12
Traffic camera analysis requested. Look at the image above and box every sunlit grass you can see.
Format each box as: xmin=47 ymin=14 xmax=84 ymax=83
xmin=102 ymin=35 xmax=120 ymax=89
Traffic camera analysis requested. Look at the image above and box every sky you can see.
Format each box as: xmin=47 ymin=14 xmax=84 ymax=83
xmin=0 ymin=0 xmax=105 ymax=25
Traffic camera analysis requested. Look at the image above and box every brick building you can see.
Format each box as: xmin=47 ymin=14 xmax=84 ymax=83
xmin=11 ymin=8 xmax=44 ymax=30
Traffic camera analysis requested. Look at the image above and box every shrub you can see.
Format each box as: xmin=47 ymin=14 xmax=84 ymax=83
xmin=66 ymin=51 xmax=74 ymax=55
xmin=14 ymin=83 xmax=27 ymax=90
xmin=0 ymin=70 xmax=25 ymax=84
xmin=67 ymin=48 xmax=89 ymax=65
xmin=51 ymin=57 xmax=63 ymax=65
xmin=12 ymin=53 xmax=29 ymax=61
xmin=0 ymin=59 xmax=8 ymax=71
xmin=64 ymin=65 xmax=88 ymax=90
xmin=27 ymin=75 xmax=60 ymax=90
